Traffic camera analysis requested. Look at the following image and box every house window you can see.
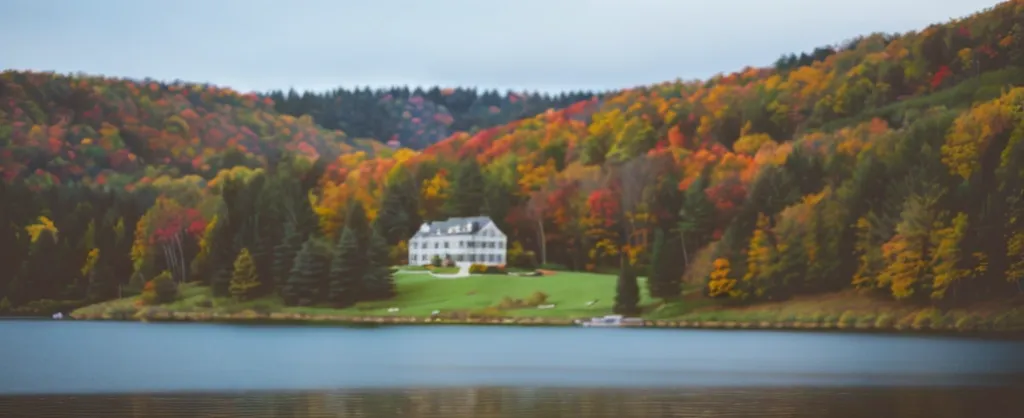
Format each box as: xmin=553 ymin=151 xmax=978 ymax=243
xmin=444 ymin=242 xmax=449 ymax=249
xmin=497 ymin=255 xmax=503 ymax=263
xmin=499 ymin=242 xmax=504 ymax=249
xmin=434 ymin=242 xmax=439 ymax=249
xmin=459 ymin=241 xmax=464 ymax=248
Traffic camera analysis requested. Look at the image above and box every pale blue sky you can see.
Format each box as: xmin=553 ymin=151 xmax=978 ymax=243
xmin=0 ymin=0 xmax=1001 ymax=94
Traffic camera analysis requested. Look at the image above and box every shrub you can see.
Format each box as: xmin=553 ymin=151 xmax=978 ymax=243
xmin=874 ymin=314 xmax=895 ymax=329
xmin=430 ymin=255 xmax=442 ymax=267
xmin=955 ymin=314 xmax=981 ymax=331
xmin=525 ymin=291 xmax=549 ymax=306
xmin=912 ymin=309 xmax=943 ymax=329
xmin=470 ymin=307 xmax=505 ymax=318
xmin=838 ymin=311 xmax=858 ymax=327
xmin=497 ymin=296 xmax=522 ymax=310
xmin=470 ymin=264 xmax=507 ymax=274
xmin=0 ymin=297 xmax=11 ymax=314
xmin=194 ymin=297 xmax=214 ymax=308
xmin=139 ymin=271 xmax=178 ymax=306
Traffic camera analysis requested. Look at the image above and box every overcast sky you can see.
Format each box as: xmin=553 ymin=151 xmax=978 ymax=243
xmin=0 ymin=0 xmax=1000 ymax=94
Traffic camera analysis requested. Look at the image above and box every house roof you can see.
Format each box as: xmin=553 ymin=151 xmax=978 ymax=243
xmin=413 ymin=216 xmax=497 ymax=237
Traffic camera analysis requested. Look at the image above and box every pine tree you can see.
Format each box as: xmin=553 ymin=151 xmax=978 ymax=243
xmin=283 ymin=237 xmax=330 ymax=306
xmin=87 ymin=252 xmax=117 ymax=301
xmin=444 ymin=160 xmax=486 ymax=218
xmin=345 ymin=201 xmax=372 ymax=245
xmin=230 ymin=248 xmax=261 ymax=301
xmin=272 ymin=221 xmax=304 ymax=294
xmin=376 ymin=176 xmax=418 ymax=245
xmin=207 ymin=216 xmax=236 ymax=297
xmin=328 ymin=227 xmax=365 ymax=307
xmin=614 ymin=264 xmax=641 ymax=315
xmin=363 ymin=226 xmax=396 ymax=300
xmin=647 ymin=228 xmax=683 ymax=299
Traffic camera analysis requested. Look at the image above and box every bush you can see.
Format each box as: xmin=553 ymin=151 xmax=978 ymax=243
xmin=838 ymin=311 xmax=858 ymax=327
xmin=430 ymin=255 xmax=442 ymax=267
xmin=194 ymin=297 xmax=214 ymax=308
xmin=874 ymin=313 xmax=895 ymax=329
xmin=139 ymin=271 xmax=179 ymax=306
xmin=494 ymin=291 xmax=549 ymax=309
xmin=955 ymin=314 xmax=981 ymax=331
xmin=469 ymin=264 xmax=507 ymax=274
xmin=525 ymin=291 xmax=549 ymax=306
xmin=912 ymin=309 xmax=944 ymax=329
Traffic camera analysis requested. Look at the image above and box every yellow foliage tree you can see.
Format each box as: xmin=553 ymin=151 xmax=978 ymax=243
xmin=928 ymin=212 xmax=970 ymax=300
xmin=707 ymin=258 xmax=737 ymax=298
xmin=741 ymin=213 xmax=778 ymax=299
xmin=229 ymin=248 xmax=260 ymax=301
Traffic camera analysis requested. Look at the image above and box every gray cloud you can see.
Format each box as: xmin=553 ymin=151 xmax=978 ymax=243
xmin=0 ymin=0 xmax=999 ymax=93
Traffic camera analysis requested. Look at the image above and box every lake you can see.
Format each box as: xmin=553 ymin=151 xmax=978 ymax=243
xmin=1 ymin=320 xmax=1022 ymax=417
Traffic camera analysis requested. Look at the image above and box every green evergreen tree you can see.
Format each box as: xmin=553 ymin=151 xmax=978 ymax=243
xmin=376 ymin=169 xmax=421 ymax=245
xmin=283 ymin=237 xmax=330 ymax=306
xmin=345 ymin=201 xmax=372 ymax=244
xmin=444 ymin=160 xmax=486 ymax=217
xmin=272 ymin=221 xmax=303 ymax=294
xmin=329 ymin=227 xmax=365 ymax=307
xmin=614 ymin=264 xmax=641 ymax=316
xmin=363 ymin=226 xmax=396 ymax=300
xmin=230 ymin=248 xmax=260 ymax=301
xmin=647 ymin=228 xmax=683 ymax=299
xmin=87 ymin=253 xmax=117 ymax=302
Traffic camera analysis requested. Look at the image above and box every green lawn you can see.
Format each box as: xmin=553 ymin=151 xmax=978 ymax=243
xmin=71 ymin=269 xmax=1024 ymax=332
xmin=73 ymin=271 xmax=661 ymax=320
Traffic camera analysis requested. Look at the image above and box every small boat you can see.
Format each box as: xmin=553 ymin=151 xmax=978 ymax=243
xmin=52 ymin=312 xmax=63 ymax=320
xmin=576 ymin=314 xmax=643 ymax=327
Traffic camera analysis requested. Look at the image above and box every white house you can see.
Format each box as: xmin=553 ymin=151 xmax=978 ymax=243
xmin=407 ymin=216 xmax=507 ymax=266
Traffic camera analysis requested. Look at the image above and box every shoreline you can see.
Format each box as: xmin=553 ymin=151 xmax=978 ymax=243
xmin=64 ymin=310 xmax=1024 ymax=339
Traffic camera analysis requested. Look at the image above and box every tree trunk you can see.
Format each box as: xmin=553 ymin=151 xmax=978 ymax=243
xmin=537 ymin=219 xmax=547 ymax=266
xmin=679 ymin=230 xmax=690 ymax=269
xmin=174 ymin=232 xmax=187 ymax=283
xmin=162 ymin=244 xmax=177 ymax=282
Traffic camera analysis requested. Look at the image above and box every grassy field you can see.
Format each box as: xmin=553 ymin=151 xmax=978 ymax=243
xmin=71 ymin=270 xmax=1024 ymax=332
xmin=74 ymin=271 xmax=664 ymax=320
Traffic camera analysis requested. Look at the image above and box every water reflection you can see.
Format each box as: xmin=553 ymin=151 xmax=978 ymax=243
xmin=1 ymin=387 xmax=1020 ymax=418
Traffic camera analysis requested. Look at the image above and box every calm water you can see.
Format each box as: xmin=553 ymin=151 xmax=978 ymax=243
xmin=1 ymin=320 xmax=1023 ymax=417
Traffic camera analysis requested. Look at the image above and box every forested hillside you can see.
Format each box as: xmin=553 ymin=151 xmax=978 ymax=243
xmin=267 ymin=87 xmax=601 ymax=150
xmin=1 ymin=1 xmax=1023 ymax=317
xmin=0 ymin=71 xmax=392 ymax=188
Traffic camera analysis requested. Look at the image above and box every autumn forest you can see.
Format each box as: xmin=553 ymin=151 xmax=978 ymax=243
xmin=1 ymin=1 xmax=1023 ymax=322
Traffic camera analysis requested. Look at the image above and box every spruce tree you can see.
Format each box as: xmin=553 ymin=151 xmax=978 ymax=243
xmin=444 ymin=160 xmax=486 ymax=217
xmin=328 ymin=227 xmax=365 ymax=307
xmin=363 ymin=227 xmax=396 ymax=300
xmin=272 ymin=221 xmax=303 ymax=294
xmin=87 ymin=253 xmax=117 ymax=302
xmin=647 ymin=228 xmax=683 ymax=299
xmin=230 ymin=248 xmax=260 ymax=301
xmin=614 ymin=264 xmax=641 ymax=316
xmin=377 ymin=183 xmax=412 ymax=245
xmin=283 ymin=237 xmax=330 ymax=306
xmin=345 ymin=201 xmax=371 ymax=245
